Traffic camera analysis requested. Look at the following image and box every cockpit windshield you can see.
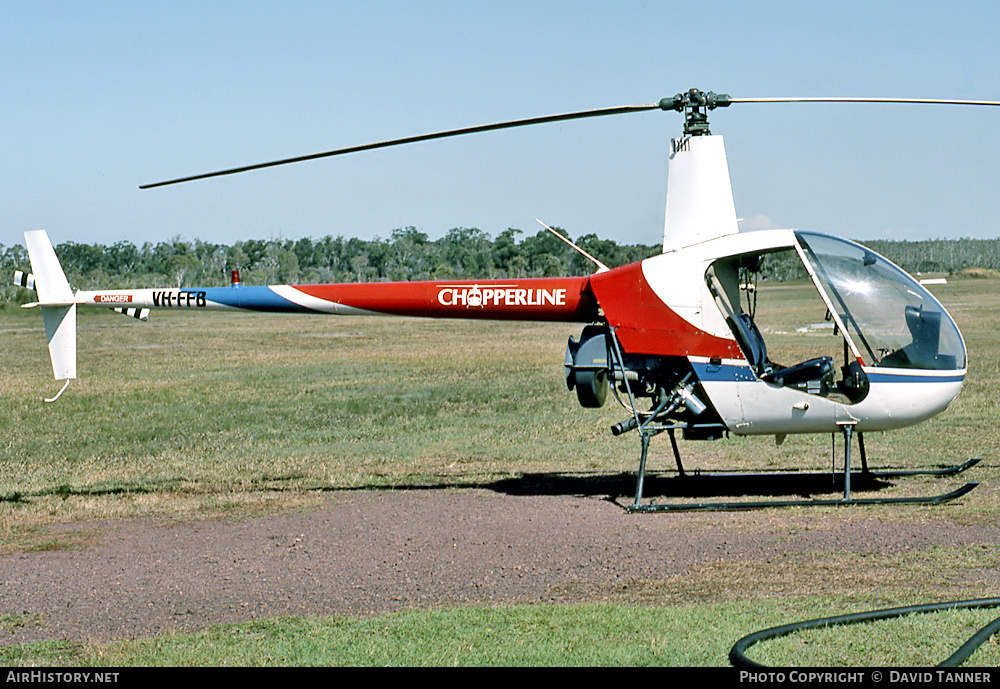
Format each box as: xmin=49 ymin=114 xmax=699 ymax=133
xmin=795 ymin=232 xmax=966 ymax=370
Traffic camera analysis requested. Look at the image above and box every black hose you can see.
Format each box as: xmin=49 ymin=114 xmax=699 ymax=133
xmin=730 ymin=597 xmax=1000 ymax=668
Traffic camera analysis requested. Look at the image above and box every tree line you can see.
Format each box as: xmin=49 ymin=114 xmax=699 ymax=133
xmin=753 ymin=237 xmax=1000 ymax=282
xmin=2 ymin=228 xmax=999 ymax=305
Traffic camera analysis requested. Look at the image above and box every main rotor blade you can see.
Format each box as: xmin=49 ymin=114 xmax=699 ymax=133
xmin=730 ymin=96 xmax=1000 ymax=106
xmin=140 ymin=102 xmax=660 ymax=189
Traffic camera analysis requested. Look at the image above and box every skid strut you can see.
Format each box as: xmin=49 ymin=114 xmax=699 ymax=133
xmin=625 ymin=422 xmax=980 ymax=513
xmin=839 ymin=421 xmax=856 ymax=501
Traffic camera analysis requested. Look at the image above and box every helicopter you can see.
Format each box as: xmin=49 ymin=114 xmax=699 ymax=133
xmin=16 ymin=88 xmax=998 ymax=512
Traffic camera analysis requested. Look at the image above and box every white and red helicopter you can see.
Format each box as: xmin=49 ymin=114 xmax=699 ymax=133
xmin=16 ymin=89 xmax=996 ymax=511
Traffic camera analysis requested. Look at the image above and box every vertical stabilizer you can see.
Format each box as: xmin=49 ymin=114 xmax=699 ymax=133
xmin=41 ymin=305 xmax=77 ymax=381
xmin=25 ymin=230 xmax=74 ymax=305
xmin=662 ymin=135 xmax=739 ymax=252
xmin=24 ymin=231 xmax=77 ymax=384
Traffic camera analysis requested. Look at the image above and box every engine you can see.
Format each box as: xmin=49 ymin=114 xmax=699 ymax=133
xmin=564 ymin=324 xmax=723 ymax=440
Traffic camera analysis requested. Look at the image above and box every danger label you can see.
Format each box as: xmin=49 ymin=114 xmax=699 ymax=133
xmin=94 ymin=294 xmax=133 ymax=303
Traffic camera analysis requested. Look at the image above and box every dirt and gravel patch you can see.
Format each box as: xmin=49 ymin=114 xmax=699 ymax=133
xmin=1 ymin=485 xmax=999 ymax=647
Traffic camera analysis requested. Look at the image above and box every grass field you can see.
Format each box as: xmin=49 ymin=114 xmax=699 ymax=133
xmin=1 ymin=276 xmax=999 ymax=666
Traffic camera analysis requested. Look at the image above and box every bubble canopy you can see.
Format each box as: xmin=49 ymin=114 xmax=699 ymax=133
xmin=795 ymin=232 xmax=966 ymax=371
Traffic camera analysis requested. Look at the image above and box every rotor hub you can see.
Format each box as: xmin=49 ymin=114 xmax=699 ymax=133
xmin=659 ymin=89 xmax=732 ymax=136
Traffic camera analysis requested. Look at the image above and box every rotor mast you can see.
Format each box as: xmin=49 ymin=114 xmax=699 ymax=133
xmin=660 ymin=90 xmax=739 ymax=252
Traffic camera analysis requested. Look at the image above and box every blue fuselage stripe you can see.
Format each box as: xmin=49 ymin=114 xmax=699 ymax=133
xmin=691 ymin=362 xmax=964 ymax=385
xmin=691 ymin=362 xmax=757 ymax=382
xmin=864 ymin=371 xmax=966 ymax=384
xmin=202 ymin=286 xmax=310 ymax=312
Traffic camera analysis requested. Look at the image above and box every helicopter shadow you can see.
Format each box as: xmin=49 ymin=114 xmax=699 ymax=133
xmin=487 ymin=470 xmax=894 ymax=503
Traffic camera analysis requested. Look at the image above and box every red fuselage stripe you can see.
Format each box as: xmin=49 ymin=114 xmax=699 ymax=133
xmin=294 ymin=277 xmax=597 ymax=322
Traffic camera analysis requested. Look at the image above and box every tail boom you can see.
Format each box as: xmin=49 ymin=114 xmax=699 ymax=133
xmin=18 ymin=229 xmax=599 ymax=397
xmin=75 ymin=277 xmax=597 ymax=322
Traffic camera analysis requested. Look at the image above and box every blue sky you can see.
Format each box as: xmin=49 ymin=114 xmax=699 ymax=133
xmin=4 ymin=1 xmax=1000 ymax=253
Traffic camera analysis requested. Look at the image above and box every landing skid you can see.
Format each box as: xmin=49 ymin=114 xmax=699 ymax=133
xmin=624 ymin=424 xmax=981 ymax=513
xmin=624 ymin=481 xmax=979 ymax=513
xmin=867 ymin=457 xmax=981 ymax=479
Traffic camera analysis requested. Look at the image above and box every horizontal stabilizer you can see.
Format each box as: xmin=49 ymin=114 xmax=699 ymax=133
xmin=112 ymin=306 xmax=150 ymax=321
